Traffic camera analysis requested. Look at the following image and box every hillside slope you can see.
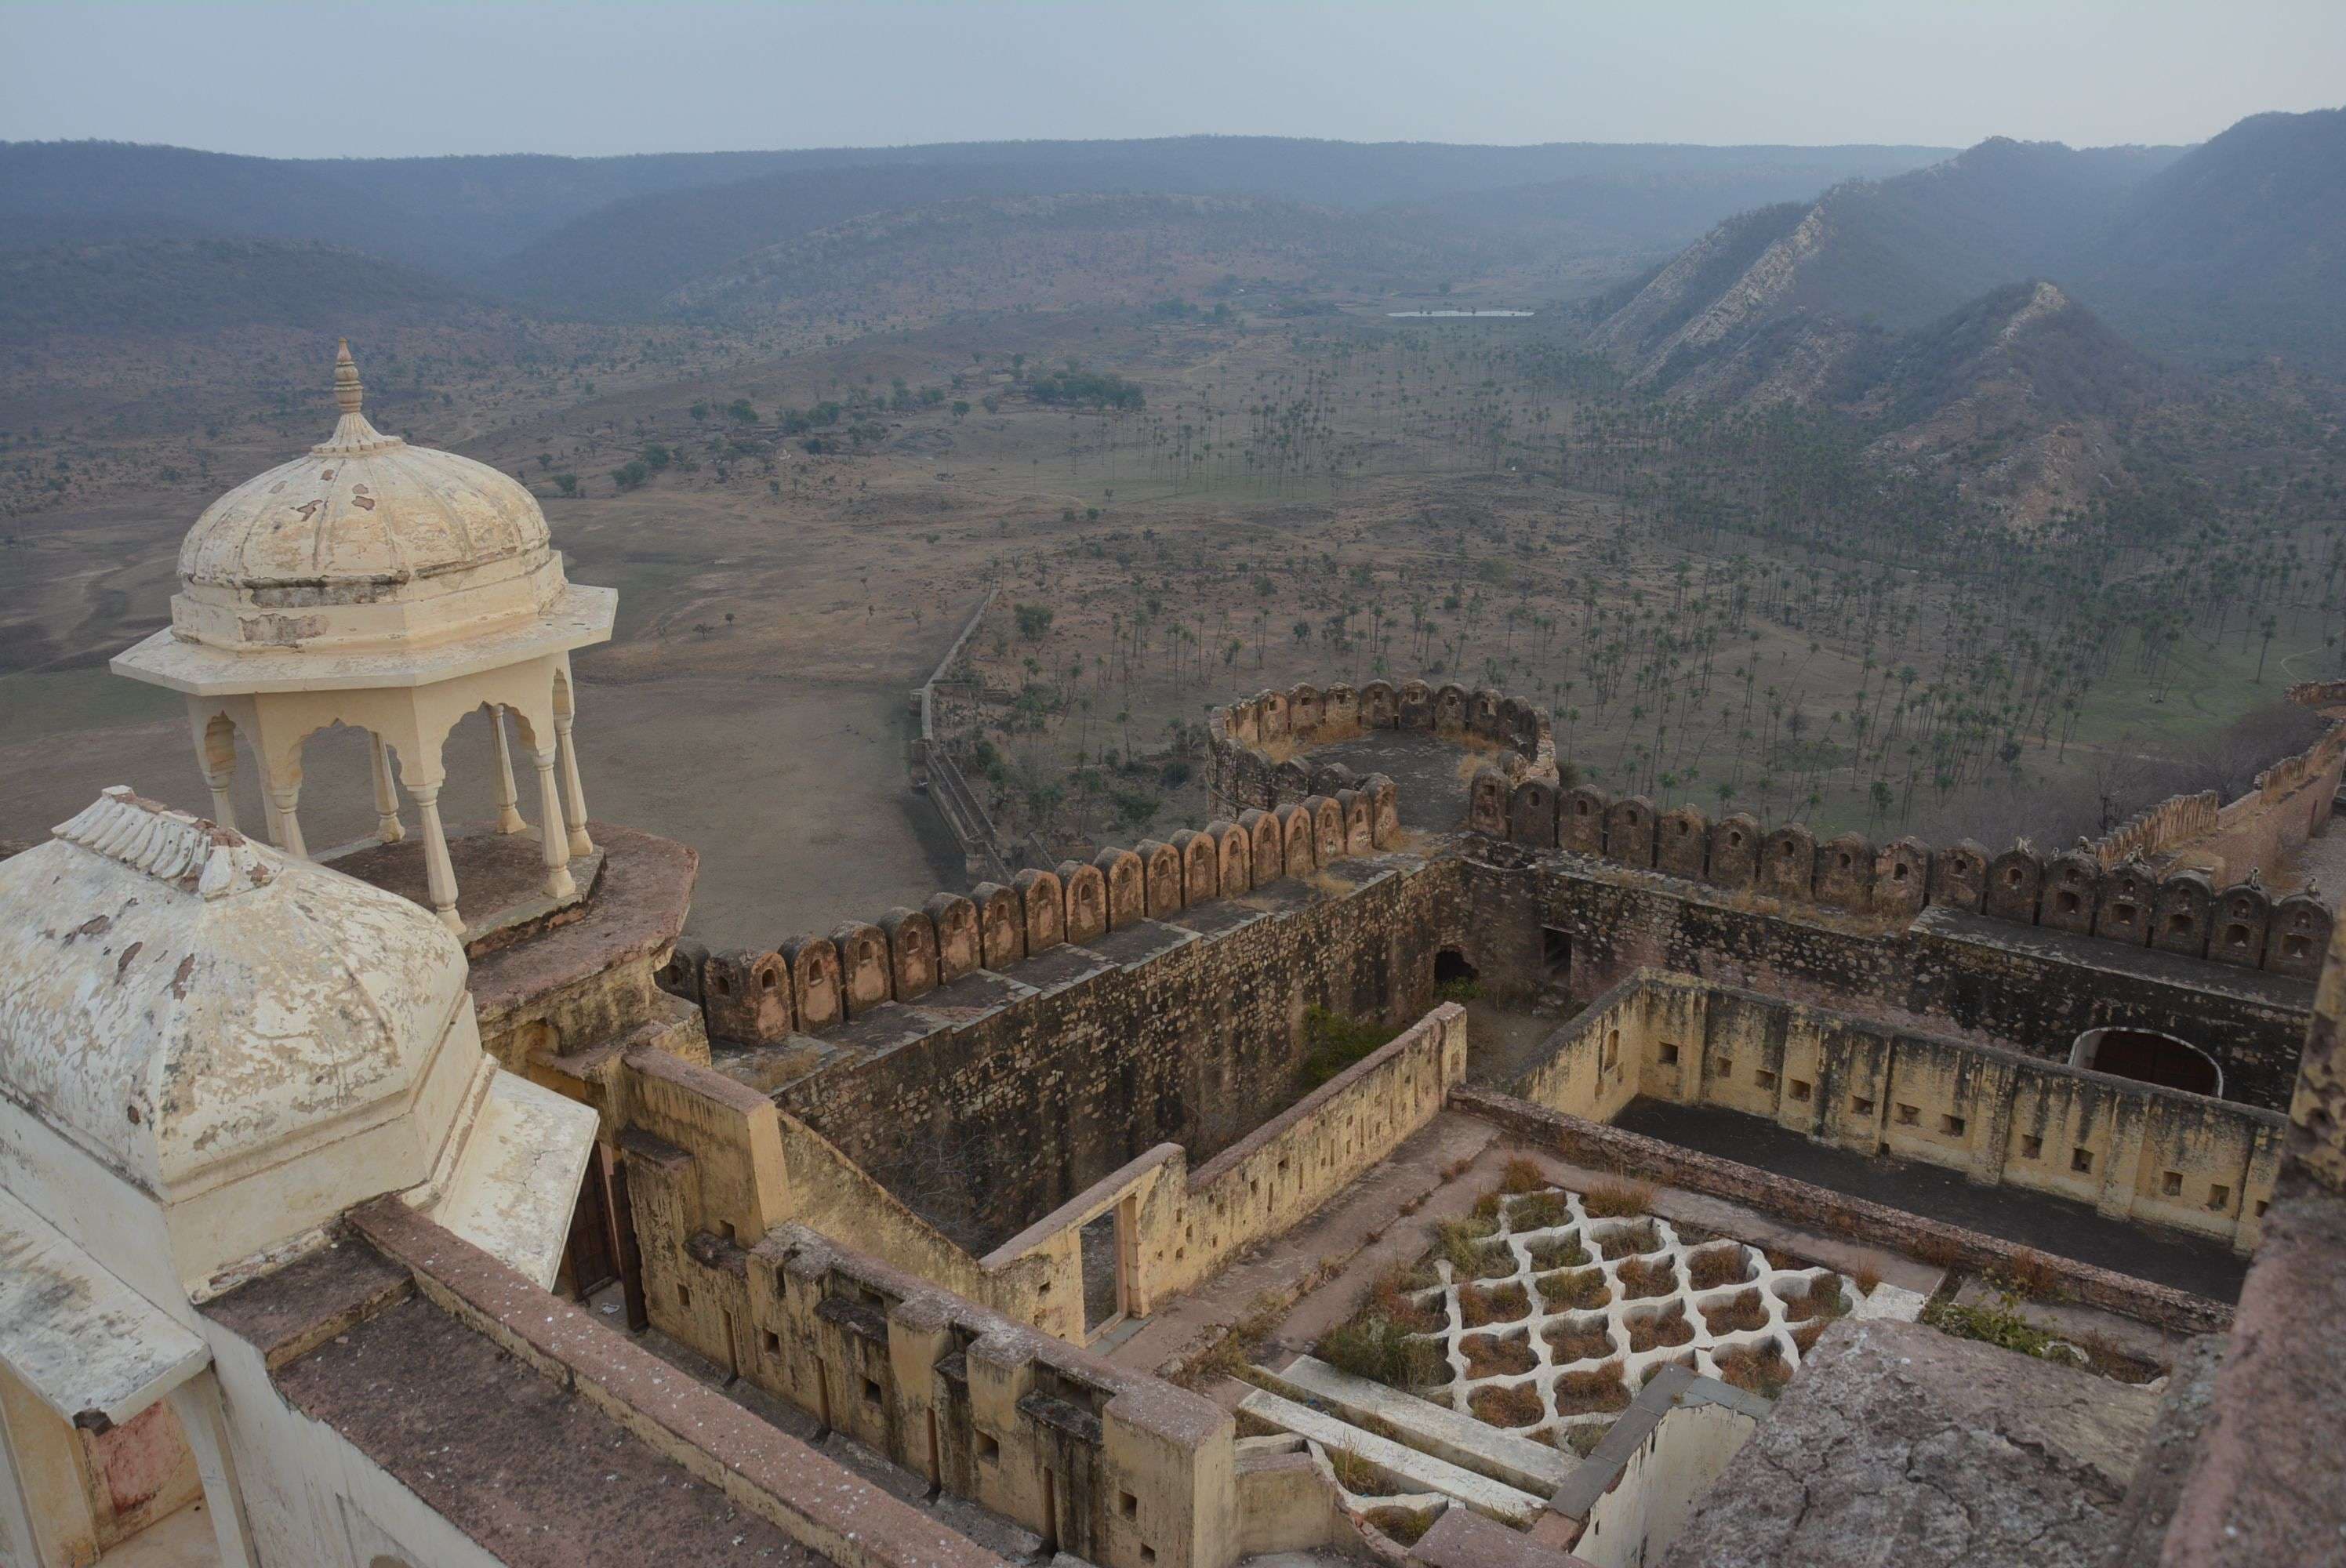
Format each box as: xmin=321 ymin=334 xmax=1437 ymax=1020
xmin=1849 ymin=281 xmax=2168 ymax=522
xmin=2072 ymin=107 xmax=2346 ymax=372
xmin=1585 ymin=137 xmax=2181 ymax=397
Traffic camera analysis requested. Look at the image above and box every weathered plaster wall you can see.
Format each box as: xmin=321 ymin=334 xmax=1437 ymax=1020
xmin=1454 ymin=847 xmax=2315 ymax=1111
xmin=1516 ymin=973 xmax=2283 ymax=1254
xmin=613 ymin=1005 xmax=1465 ymax=1345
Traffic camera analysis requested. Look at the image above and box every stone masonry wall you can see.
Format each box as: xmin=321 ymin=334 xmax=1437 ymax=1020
xmin=1452 ymin=844 xmax=2317 ymax=1112
xmin=1465 ymin=720 xmax=2344 ymax=984
xmin=1204 ymin=677 xmax=1556 ymax=814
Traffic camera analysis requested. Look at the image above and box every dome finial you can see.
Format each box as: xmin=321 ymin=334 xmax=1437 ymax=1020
xmin=333 ymin=338 xmax=364 ymax=415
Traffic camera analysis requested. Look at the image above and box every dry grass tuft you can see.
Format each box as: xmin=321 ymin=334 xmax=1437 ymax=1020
xmin=1614 ymin=1256 xmax=1680 ymax=1301
xmin=1554 ymin=1363 xmax=1632 ymax=1416
xmin=1469 ymin=1382 xmax=1546 ymax=1428
xmin=1462 ymin=1331 xmax=1537 ymax=1378
xmin=1699 ymin=1289 xmax=1769 ymax=1335
xmin=1500 ymin=1156 xmax=1547 ymax=1193
xmin=1626 ymin=1303 xmax=1694 ymax=1353
xmin=1686 ymin=1243 xmax=1754 ymax=1291
xmin=1536 ymin=1267 xmax=1611 ymax=1312
xmin=1581 ymin=1178 xmax=1655 ymax=1218
xmin=1458 ymin=1282 xmax=1530 ymax=1328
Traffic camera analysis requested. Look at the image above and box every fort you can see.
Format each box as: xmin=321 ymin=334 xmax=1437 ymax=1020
xmin=5 ymin=349 xmax=2346 ymax=1568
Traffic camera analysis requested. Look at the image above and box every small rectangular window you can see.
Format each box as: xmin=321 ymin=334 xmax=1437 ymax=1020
xmin=1894 ymin=1103 xmax=1919 ymax=1127
xmin=2254 ymin=1198 xmax=2268 ymax=1218
xmin=2161 ymin=1171 xmax=2183 ymax=1197
xmin=1712 ymin=1056 xmax=1734 ymax=1079
xmin=677 ymin=1284 xmax=692 ymax=1309
xmin=1789 ymin=1079 xmax=1813 ymax=1102
xmin=2072 ymin=1147 xmax=2095 ymax=1174
xmin=1851 ymin=1095 xmax=1876 ymax=1117
xmin=976 ymin=1432 xmax=1000 ymax=1462
xmin=2021 ymin=1134 xmax=2043 ymax=1160
xmin=2209 ymin=1184 xmax=2232 ymax=1211
xmin=763 ymin=1329 xmax=782 ymax=1356
xmin=1940 ymin=1114 xmax=1966 ymax=1138
xmin=1755 ymin=1069 xmax=1779 ymax=1092
xmin=1658 ymin=1043 xmax=1680 ymax=1065
xmin=863 ymin=1377 xmax=883 ymax=1404
xmin=1120 ymin=1491 xmax=1138 ymax=1520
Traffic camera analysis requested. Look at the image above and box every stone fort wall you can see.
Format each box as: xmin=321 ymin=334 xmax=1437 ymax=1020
xmin=1204 ymin=677 xmax=1558 ymax=812
xmin=652 ymin=775 xmax=1447 ymax=1247
xmin=1460 ymin=720 xmax=2344 ymax=986
xmin=1459 ymin=845 xmax=2318 ymax=1111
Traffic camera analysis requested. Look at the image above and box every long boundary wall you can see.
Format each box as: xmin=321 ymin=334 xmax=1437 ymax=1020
xmin=1461 ymin=720 xmax=2344 ymax=983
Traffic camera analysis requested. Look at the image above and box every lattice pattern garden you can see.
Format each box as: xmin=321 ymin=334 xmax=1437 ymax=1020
xmin=1401 ymin=1183 xmax=1883 ymax=1450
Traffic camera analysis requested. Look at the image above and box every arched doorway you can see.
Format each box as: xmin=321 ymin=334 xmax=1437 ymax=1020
xmin=2071 ymin=1026 xmax=2221 ymax=1098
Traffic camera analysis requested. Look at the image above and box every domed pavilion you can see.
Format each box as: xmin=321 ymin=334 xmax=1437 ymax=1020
xmin=113 ymin=341 xmax=616 ymax=935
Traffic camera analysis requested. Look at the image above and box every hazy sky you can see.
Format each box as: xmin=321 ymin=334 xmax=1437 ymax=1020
xmin=3 ymin=1 xmax=2339 ymax=158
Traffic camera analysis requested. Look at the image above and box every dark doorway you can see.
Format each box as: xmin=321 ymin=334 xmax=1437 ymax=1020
xmin=1541 ymin=926 xmax=1572 ymax=981
xmin=2073 ymin=1027 xmax=2221 ymax=1097
xmin=1434 ymin=948 xmax=1479 ymax=987
xmin=1079 ymin=1210 xmax=1123 ymax=1337
xmin=564 ymin=1149 xmax=619 ymax=1301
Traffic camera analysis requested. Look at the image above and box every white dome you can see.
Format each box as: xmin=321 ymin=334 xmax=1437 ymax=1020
xmin=168 ymin=342 xmax=567 ymax=653
xmin=0 ymin=790 xmax=473 ymax=1265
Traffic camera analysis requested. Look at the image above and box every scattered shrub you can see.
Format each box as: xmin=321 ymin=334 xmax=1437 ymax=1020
xmin=1528 ymin=1233 xmax=1589 ymax=1271
xmin=1318 ymin=1312 xmax=1444 ymax=1388
xmin=1367 ymin=1505 xmax=1440 ymax=1546
xmin=1542 ymin=1317 xmax=1615 ymax=1365
xmin=1596 ymin=1220 xmax=1663 ymax=1259
xmin=1713 ymin=1339 xmax=1794 ymax=1399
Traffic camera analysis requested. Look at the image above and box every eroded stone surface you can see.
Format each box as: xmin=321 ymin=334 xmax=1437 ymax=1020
xmin=1659 ymin=1317 xmax=2157 ymax=1568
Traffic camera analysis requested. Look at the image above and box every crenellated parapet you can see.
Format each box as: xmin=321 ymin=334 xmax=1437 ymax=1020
xmin=1474 ymin=768 xmax=2333 ymax=981
xmin=660 ymin=775 xmax=1404 ymax=1045
xmin=1204 ymin=677 xmax=1556 ymax=813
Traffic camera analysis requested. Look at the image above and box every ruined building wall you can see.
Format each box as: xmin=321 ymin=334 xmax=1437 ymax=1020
xmin=1457 ymin=849 xmax=2316 ymax=1112
xmin=1520 ymin=972 xmax=2284 ymax=1254
xmin=777 ymin=849 xmax=1460 ymax=1248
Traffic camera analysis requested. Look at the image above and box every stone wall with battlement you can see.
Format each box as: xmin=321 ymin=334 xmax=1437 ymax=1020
xmin=1204 ymin=678 xmax=1556 ymax=813
xmin=651 ymin=776 xmax=1443 ymax=1247
xmin=1456 ymin=843 xmax=2317 ymax=1112
xmin=1463 ymin=748 xmax=2338 ymax=986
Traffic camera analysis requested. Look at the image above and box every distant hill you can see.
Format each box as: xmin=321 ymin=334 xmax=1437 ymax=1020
xmin=2071 ymin=108 xmax=2346 ymax=373
xmin=0 ymin=136 xmax=1951 ymax=309
xmin=0 ymin=237 xmax=482 ymax=342
xmin=665 ymin=191 xmax=1454 ymax=323
xmin=1584 ymin=137 xmax=2183 ymax=396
